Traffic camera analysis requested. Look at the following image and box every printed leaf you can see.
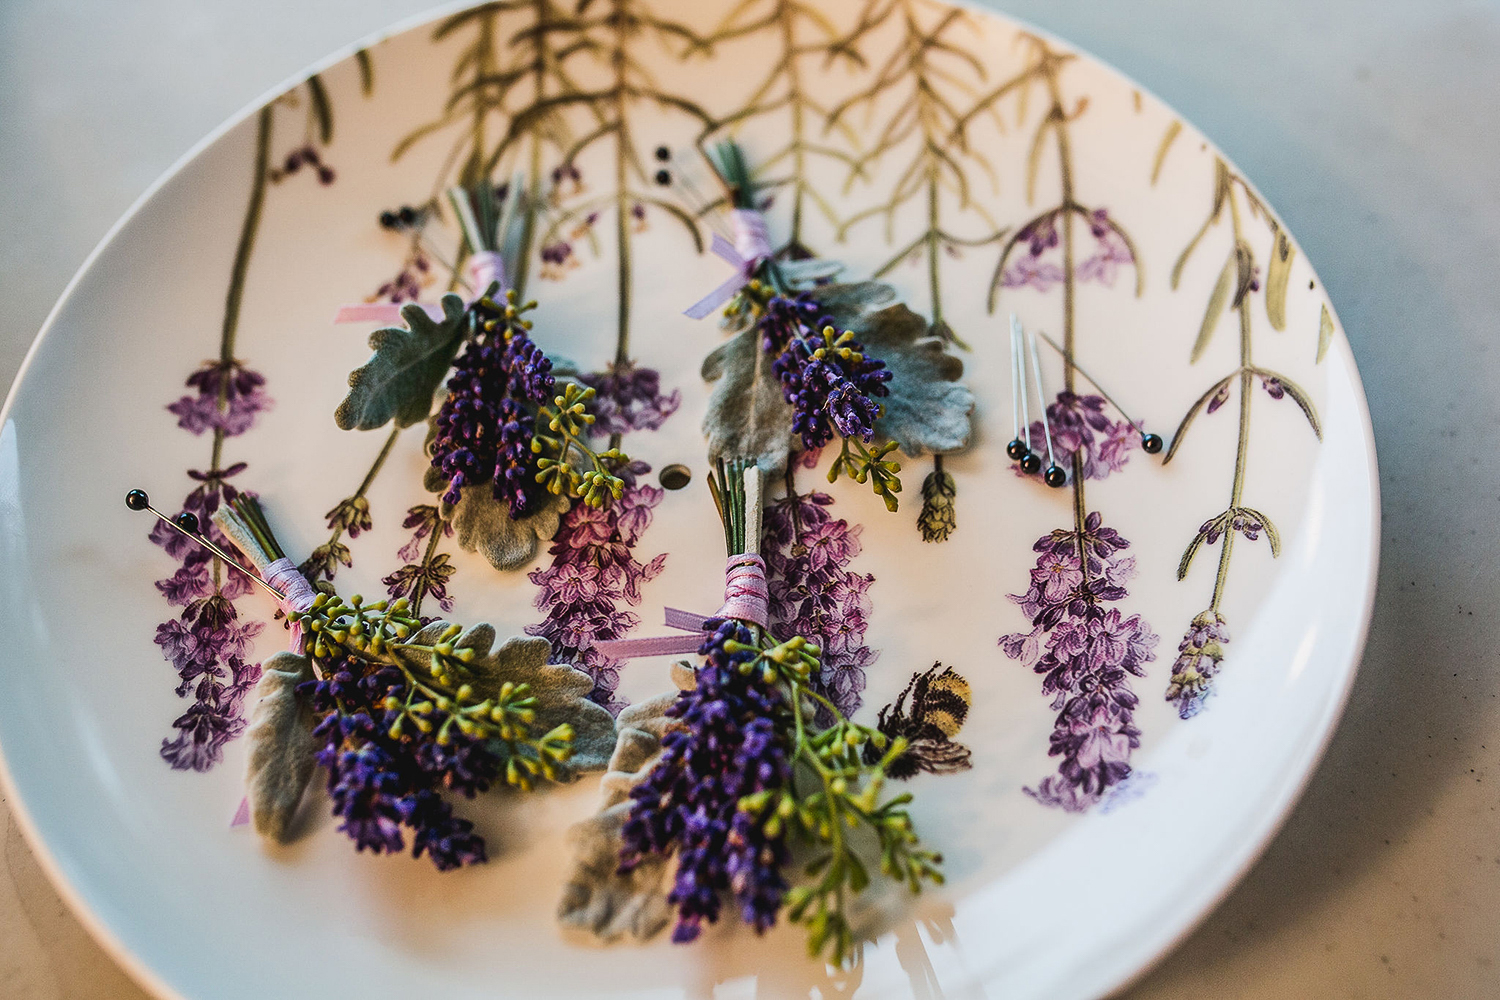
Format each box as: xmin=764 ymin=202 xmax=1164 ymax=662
xmin=306 ymin=75 xmax=333 ymax=145
xmin=399 ymin=626 xmax=618 ymax=778
xmin=1172 ymin=160 xmax=1230 ymax=289
xmin=1177 ymin=512 xmax=1228 ymax=580
xmin=355 ymin=49 xmax=374 ymax=96
xmin=1163 ymin=370 xmax=1239 ymax=464
xmin=422 ymin=462 xmax=569 ymax=570
xmin=1191 ymin=250 xmax=1236 ymax=363
xmin=1265 ymin=226 xmax=1294 ymax=330
xmin=1252 ymin=367 xmax=1322 ymax=440
xmin=1151 ymin=120 xmax=1181 ymax=185
xmin=845 ymin=301 xmax=975 ymax=456
xmin=243 ymin=652 xmax=317 ymax=843
xmin=702 ymin=327 xmax=795 ymax=472
xmin=1236 ymin=506 xmax=1282 ymax=557
xmin=1317 ymin=303 xmax=1334 ymax=363
xmin=336 ymin=295 xmax=467 ymax=431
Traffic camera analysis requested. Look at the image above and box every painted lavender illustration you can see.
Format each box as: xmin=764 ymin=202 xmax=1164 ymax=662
xmin=1157 ymin=155 xmax=1322 ymax=717
xmin=151 ymin=87 xmax=339 ymax=769
xmin=990 ymin=36 xmax=1157 ymax=809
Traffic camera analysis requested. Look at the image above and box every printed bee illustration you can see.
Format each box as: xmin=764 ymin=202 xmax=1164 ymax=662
xmin=869 ymin=663 xmax=972 ymax=780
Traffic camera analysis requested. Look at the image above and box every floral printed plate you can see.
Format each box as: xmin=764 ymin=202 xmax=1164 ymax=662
xmin=0 ymin=0 xmax=1377 ymax=997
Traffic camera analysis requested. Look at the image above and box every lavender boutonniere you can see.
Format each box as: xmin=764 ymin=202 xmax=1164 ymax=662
xmin=680 ymin=141 xmax=974 ymax=523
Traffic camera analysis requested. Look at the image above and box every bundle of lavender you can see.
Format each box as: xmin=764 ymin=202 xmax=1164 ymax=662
xmin=557 ymin=462 xmax=969 ymax=964
xmin=129 ymin=489 xmax=616 ymax=869
xmin=684 ymin=140 xmax=974 ymax=533
xmin=333 ymin=178 xmax=633 ymax=571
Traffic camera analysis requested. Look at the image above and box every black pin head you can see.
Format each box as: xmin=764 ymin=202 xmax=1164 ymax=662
xmin=174 ymin=511 xmax=201 ymax=534
xmin=654 ymin=169 xmax=671 ymax=186
xmin=1020 ymin=453 xmax=1042 ymax=475
xmin=654 ymin=145 xmax=671 ymax=162
xmin=1044 ymin=465 xmax=1067 ymax=488
xmin=1006 ymin=438 xmax=1029 ymax=461
xmin=125 ymin=489 xmax=150 ymax=511
xmin=1141 ymin=432 xmax=1164 ymax=455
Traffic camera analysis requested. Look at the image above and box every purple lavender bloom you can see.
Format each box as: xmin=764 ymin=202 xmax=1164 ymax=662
xmin=1019 ymin=392 xmax=1139 ymax=484
xmin=579 ymin=363 xmax=682 ymax=436
xmin=429 ymin=315 xmax=555 ymax=517
xmin=619 ymin=620 xmax=792 ymax=941
xmin=774 ymin=326 xmax=891 ymax=452
xmin=762 ymin=491 xmax=876 ymax=717
xmin=527 ymin=471 xmax=667 ymax=710
xmin=999 ymin=512 xmax=1158 ymax=811
xmin=304 ymin=661 xmax=493 ymax=870
xmin=756 ymin=294 xmax=822 ymax=353
xmin=1166 ymin=611 xmax=1230 ymax=718
xmin=167 ymin=360 xmax=271 ymax=438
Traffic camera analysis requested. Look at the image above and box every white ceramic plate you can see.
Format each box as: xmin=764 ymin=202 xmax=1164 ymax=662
xmin=0 ymin=1 xmax=1377 ymax=998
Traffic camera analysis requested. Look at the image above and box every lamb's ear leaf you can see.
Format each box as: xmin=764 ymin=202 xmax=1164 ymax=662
xmin=335 ymin=294 xmax=467 ymax=431
xmin=842 ymin=302 xmax=974 ymax=457
xmin=701 ymin=327 xmax=794 ymax=472
xmin=442 ymin=484 xmax=569 ymax=571
xmin=243 ymin=652 xmax=318 ymax=844
xmin=467 ymin=635 xmax=618 ymax=777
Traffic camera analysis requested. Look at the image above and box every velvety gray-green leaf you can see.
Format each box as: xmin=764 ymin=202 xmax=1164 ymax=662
xmin=702 ymin=327 xmax=795 ymax=472
xmin=557 ymin=672 xmax=693 ymax=942
xmin=335 ymin=294 xmax=467 ymax=431
xmin=844 ymin=302 xmax=974 ymax=456
xmin=429 ymin=464 xmax=569 ymax=570
xmin=243 ymin=652 xmax=317 ymax=844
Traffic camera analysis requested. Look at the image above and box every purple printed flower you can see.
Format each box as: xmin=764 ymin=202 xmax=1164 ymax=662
xmin=527 ymin=466 xmax=667 ymax=710
xmin=762 ymin=491 xmax=876 ymax=717
xmin=1019 ymin=392 xmax=1139 ymax=484
xmin=167 ymin=360 xmax=271 ymax=438
xmin=579 ymin=363 xmax=681 ymax=436
xmin=1165 ymin=611 xmax=1230 ymax=718
xmin=1003 ymin=208 xmax=1135 ymax=293
xmin=999 ymin=512 xmax=1158 ymax=811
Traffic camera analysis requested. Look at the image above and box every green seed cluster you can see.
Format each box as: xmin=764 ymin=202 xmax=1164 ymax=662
xmin=533 ymin=382 xmax=627 ymax=508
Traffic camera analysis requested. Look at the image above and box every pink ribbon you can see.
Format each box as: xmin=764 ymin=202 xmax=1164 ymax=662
xmin=594 ymin=554 xmax=770 ymax=659
xmin=683 ymin=209 xmax=773 ymax=320
xmin=334 ymin=251 xmax=508 ymax=325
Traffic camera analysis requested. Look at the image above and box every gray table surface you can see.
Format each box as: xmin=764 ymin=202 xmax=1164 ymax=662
xmin=2 ymin=1 xmax=1497 ymax=997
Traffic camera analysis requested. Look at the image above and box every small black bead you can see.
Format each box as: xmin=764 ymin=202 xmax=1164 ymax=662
xmin=1141 ymin=432 xmax=1164 ymax=454
xmin=654 ymin=169 xmax=671 ymax=186
xmin=378 ymin=210 xmax=398 ymax=229
xmin=658 ymin=464 xmax=692 ymax=491
xmin=125 ymin=489 xmax=150 ymax=511
xmin=1006 ymin=438 xmax=1028 ymax=460
xmin=398 ymin=206 xmax=418 ymax=225
xmin=174 ymin=511 xmax=201 ymax=534
xmin=1044 ymin=465 xmax=1067 ymax=488
xmin=654 ymin=145 xmax=671 ymax=162
xmin=1020 ymin=453 xmax=1042 ymax=475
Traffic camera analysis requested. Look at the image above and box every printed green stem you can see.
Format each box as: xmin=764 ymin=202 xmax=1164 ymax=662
xmin=209 ymin=105 xmax=273 ymax=588
xmin=410 ymin=514 xmax=448 ymax=618
xmin=612 ymin=0 xmax=633 ymax=371
xmin=1211 ymin=184 xmax=1255 ymax=611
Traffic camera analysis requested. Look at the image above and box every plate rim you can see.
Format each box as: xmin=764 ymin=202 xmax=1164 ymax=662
xmin=0 ymin=2 xmax=1382 ymax=997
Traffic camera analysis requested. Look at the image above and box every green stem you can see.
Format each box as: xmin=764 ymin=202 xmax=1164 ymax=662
xmin=612 ymin=0 xmax=632 ymax=369
xmin=782 ymin=0 xmax=805 ymax=247
xmin=211 ymin=104 xmax=273 ymax=589
xmin=316 ymin=426 xmax=401 ymax=566
xmin=410 ymin=518 xmax=447 ymax=618
xmin=1042 ymin=65 xmax=1090 ymax=575
xmin=1211 ymin=185 xmax=1255 ymax=611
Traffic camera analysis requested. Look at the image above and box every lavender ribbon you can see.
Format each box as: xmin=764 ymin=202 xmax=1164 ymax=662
xmin=594 ymin=555 xmax=770 ymax=659
xmin=334 ymin=251 xmax=509 ymax=325
xmin=683 ymin=209 xmax=773 ymax=320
